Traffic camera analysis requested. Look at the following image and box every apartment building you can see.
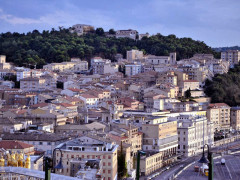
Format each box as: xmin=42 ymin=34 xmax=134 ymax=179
xmin=145 ymin=52 xmax=176 ymax=65
xmin=140 ymin=119 xmax=178 ymax=174
xmin=91 ymin=57 xmax=111 ymax=75
xmin=207 ymin=103 xmax=231 ymax=131
xmin=55 ymin=135 xmax=118 ymax=180
xmin=230 ymin=107 xmax=240 ymax=130
xmin=171 ymin=115 xmax=214 ymax=157
xmin=156 ymin=72 xmax=177 ymax=86
xmin=79 ymin=93 xmax=99 ymax=109
xmin=70 ymin=24 xmax=94 ymax=35
xmin=125 ymin=64 xmax=142 ymax=76
xmin=116 ymin=29 xmax=138 ymax=40
xmin=20 ymin=77 xmax=47 ymax=91
xmin=221 ymin=50 xmax=240 ymax=67
xmin=127 ymin=50 xmax=144 ymax=62
xmin=43 ymin=60 xmax=88 ymax=72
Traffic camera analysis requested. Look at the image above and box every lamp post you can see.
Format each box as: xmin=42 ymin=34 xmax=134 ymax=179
xmin=198 ymin=144 xmax=213 ymax=180
xmin=52 ymin=148 xmax=64 ymax=173
xmin=136 ymin=150 xmax=146 ymax=180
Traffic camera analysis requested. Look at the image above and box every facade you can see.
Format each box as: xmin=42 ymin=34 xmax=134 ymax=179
xmin=127 ymin=50 xmax=144 ymax=62
xmin=173 ymin=115 xmax=214 ymax=157
xmin=207 ymin=103 xmax=231 ymax=131
xmin=20 ymin=77 xmax=46 ymax=91
xmin=91 ymin=57 xmax=111 ymax=75
xmin=221 ymin=50 xmax=240 ymax=67
xmin=55 ymin=135 xmax=118 ymax=180
xmin=145 ymin=53 xmax=176 ymax=65
xmin=230 ymin=107 xmax=240 ymax=130
xmin=70 ymin=24 xmax=94 ymax=35
xmin=116 ymin=29 xmax=138 ymax=40
xmin=125 ymin=64 xmax=142 ymax=76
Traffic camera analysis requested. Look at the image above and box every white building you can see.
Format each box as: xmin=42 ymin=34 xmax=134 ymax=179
xmin=170 ymin=115 xmax=214 ymax=157
xmin=91 ymin=57 xmax=111 ymax=75
xmin=145 ymin=52 xmax=176 ymax=65
xmin=125 ymin=64 xmax=142 ymax=76
xmin=15 ymin=67 xmax=43 ymax=81
xmin=79 ymin=94 xmax=99 ymax=109
xmin=221 ymin=50 xmax=240 ymax=67
xmin=116 ymin=29 xmax=138 ymax=40
xmin=70 ymin=24 xmax=94 ymax=36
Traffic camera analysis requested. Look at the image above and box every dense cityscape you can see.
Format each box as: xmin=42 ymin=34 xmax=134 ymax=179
xmin=0 ymin=1 xmax=240 ymax=180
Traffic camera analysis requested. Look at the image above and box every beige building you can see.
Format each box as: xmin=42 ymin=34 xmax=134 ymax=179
xmin=230 ymin=107 xmax=240 ymax=130
xmin=156 ymin=72 xmax=177 ymax=86
xmin=55 ymin=135 xmax=118 ymax=180
xmin=207 ymin=103 xmax=231 ymax=131
xmin=221 ymin=50 xmax=240 ymax=66
xmin=116 ymin=29 xmax=138 ymax=40
xmin=127 ymin=50 xmax=144 ymax=62
xmin=43 ymin=60 xmax=88 ymax=72
xmin=70 ymin=24 xmax=94 ymax=36
xmin=20 ymin=77 xmax=46 ymax=91
xmin=145 ymin=52 xmax=176 ymax=65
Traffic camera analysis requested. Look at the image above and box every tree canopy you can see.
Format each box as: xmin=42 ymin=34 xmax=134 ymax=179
xmin=0 ymin=28 xmax=219 ymax=68
xmin=204 ymin=65 xmax=240 ymax=106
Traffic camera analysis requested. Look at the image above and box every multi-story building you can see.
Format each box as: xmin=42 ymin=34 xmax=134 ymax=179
xmin=15 ymin=67 xmax=43 ymax=81
xmin=0 ymin=55 xmax=12 ymax=70
xmin=91 ymin=57 xmax=111 ymax=75
xmin=43 ymin=60 xmax=88 ymax=72
xmin=20 ymin=77 xmax=47 ymax=91
xmin=70 ymin=24 xmax=94 ymax=36
xmin=221 ymin=50 xmax=240 ymax=67
xmin=170 ymin=115 xmax=214 ymax=157
xmin=116 ymin=29 xmax=138 ymax=40
xmin=54 ymin=135 xmax=118 ymax=180
xmin=156 ymin=72 xmax=177 ymax=86
xmin=127 ymin=50 xmax=144 ymax=62
xmin=145 ymin=52 xmax=176 ymax=65
xmin=125 ymin=64 xmax=142 ymax=76
xmin=230 ymin=107 xmax=240 ymax=130
xmin=140 ymin=119 xmax=178 ymax=175
xmin=207 ymin=103 xmax=231 ymax=131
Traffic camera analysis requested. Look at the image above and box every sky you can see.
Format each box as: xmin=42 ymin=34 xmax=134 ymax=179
xmin=0 ymin=0 xmax=239 ymax=47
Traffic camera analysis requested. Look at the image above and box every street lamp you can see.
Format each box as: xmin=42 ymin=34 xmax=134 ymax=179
xmin=136 ymin=150 xmax=146 ymax=180
xmin=198 ymin=144 xmax=213 ymax=180
xmin=53 ymin=148 xmax=64 ymax=173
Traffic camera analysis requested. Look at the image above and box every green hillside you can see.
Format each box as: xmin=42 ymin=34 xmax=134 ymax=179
xmin=0 ymin=28 xmax=220 ymax=68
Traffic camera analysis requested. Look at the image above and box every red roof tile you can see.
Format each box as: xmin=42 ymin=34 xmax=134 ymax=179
xmin=0 ymin=140 xmax=33 ymax=149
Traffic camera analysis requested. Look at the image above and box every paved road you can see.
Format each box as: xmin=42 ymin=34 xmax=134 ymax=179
xmin=176 ymin=153 xmax=240 ymax=180
xmin=149 ymin=140 xmax=240 ymax=180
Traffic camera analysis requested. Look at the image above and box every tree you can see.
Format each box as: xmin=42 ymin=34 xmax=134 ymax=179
xmin=185 ymin=88 xmax=191 ymax=99
xmin=118 ymin=142 xmax=128 ymax=178
xmin=95 ymin=28 xmax=104 ymax=36
xmin=109 ymin=28 xmax=116 ymax=35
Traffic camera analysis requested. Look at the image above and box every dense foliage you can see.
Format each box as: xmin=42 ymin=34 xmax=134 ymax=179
xmin=213 ymin=46 xmax=240 ymax=52
xmin=204 ymin=65 xmax=240 ymax=106
xmin=0 ymin=28 xmax=219 ymax=68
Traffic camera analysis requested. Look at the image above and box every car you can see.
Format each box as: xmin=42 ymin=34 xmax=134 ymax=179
xmin=221 ymin=158 xmax=225 ymax=165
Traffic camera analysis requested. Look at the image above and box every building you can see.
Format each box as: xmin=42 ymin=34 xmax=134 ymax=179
xmin=54 ymin=135 xmax=118 ymax=180
xmin=0 ymin=140 xmax=35 ymax=155
xmin=0 ymin=55 xmax=12 ymax=70
xmin=221 ymin=50 xmax=240 ymax=67
xmin=139 ymin=33 xmax=150 ymax=40
xmin=230 ymin=107 xmax=240 ymax=130
xmin=15 ymin=68 xmax=43 ymax=81
xmin=91 ymin=57 xmax=111 ymax=75
xmin=70 ymin=24 xmax=94 ymax=36
xmin=20 ymin=77 xmax=47 ymax=91
xmin=145 ymin=53 xmax=176 ymax=65
xmin=207 ymin=103 xmax=231 ymax=131
xmin=43 ymin=60 xmax=88 ymax=72
xmin=116 ymin=29 xmax=138 ymax=40
xmin=127 ymin=50 xmax=144 ymax=62
xmin=125 ymin=64 xmax=142 ymax=76
xmin=172 ymin=115 xmax=214 ymax=157
xmin=1 ymin=132 xmax=70 ymax=156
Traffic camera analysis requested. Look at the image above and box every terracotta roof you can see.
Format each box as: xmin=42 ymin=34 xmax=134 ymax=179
xmin=209 ymin=103 xmax=230 ymax=108
xmin=0 ymin=140 xmax=33 ymax=149
xmin=80 ymin=94 xmax=97 ymax=99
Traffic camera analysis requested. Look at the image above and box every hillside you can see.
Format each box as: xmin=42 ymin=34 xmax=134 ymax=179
xmin=213 ymin=46 xmax=240 ymax=52
xmin=0 ymin=28 xmax=220 ymax=68
xmin=204 ymin=65 xmax=240 ymax=106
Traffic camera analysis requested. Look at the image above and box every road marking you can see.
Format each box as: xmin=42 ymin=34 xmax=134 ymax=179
xmin=225 ymin=164 xmax=232 ymax=179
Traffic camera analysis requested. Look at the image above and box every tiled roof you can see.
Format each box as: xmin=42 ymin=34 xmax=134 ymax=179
xmin=0 ymin=140 xmax=33 ymax=149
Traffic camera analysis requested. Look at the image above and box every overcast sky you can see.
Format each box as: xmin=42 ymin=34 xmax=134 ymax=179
xmin=0 ymin=0 xmax=239 ymax=47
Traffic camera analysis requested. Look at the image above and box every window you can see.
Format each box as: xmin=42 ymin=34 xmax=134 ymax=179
xmin=108 ymin=170 xmax=111 ymax=174
xmin=103 ymin=170 xmax=105 ymax=173
xmin=103 ymin=155 xmax=106 ymax=159
xmin=48 ymin=142 xmax=51 ymax=145
xmin=39 ymin=142 xmax=43 ymax=145
xmin=108 ymin=162 xmax=111 ymax=166
xmin=183 ymin=145 xmax=186 ymax=149
xmin=108 ymin=155 xmax=111 ymax=159
xmin=103 ymin=162 xmax=105 ymax=166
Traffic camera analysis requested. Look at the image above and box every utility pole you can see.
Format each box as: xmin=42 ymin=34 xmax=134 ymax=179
xmin=44 ymin=157 xmax=51 ymax=180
